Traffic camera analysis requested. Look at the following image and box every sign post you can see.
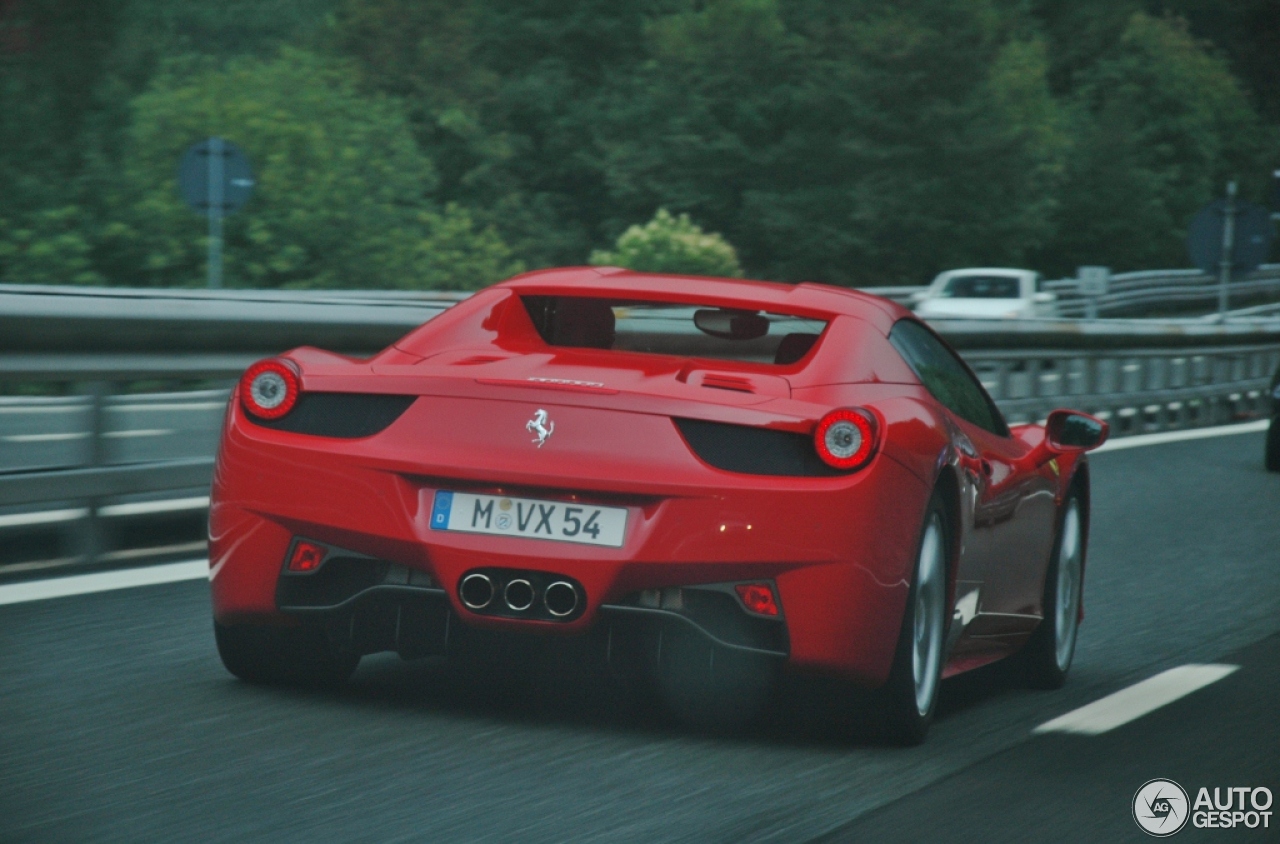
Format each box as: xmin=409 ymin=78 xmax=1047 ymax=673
xmin=178 ymin=138 xmax=254 ymax=289
xmin=1187 ymin=183 xmax=1273 ymax=321
xmin=1217 ymin=181 xmax=1237 ymax=318
xmin=1271 ymin=169 xmax=1280 ymax=222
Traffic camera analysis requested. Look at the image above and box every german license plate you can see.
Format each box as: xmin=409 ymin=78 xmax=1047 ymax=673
xmin=429 ymin=491 xmax=627 ymax=548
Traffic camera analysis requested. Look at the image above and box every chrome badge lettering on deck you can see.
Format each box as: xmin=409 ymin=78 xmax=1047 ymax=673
xmin=527 ymin=377 xmax=605 ymax=388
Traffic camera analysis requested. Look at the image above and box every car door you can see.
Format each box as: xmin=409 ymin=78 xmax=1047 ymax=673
xmin=957 ymin=421 xmax=1057 ymax=626
xmin=887 ymin=320 xmax=1055 ymax=639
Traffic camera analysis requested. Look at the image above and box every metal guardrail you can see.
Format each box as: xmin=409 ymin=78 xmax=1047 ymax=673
xmin=964 ymin=343 xmax=1280 ymax=430
xmin=0 ymin=352 xmax=268 ymax=568
xmin=864 ymin=264 xmax=1280 ymax=318
xmin=0 ymin=284 xmax=454 ymax=353
xmin=1044 ymin=264 xmax=1280 ymax=318
xmin=2 ymin=284 xmax=1279 ymax=572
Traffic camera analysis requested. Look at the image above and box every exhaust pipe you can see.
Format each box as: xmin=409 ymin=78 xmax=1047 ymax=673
xmin=504 ymin=579 xmax=535 ymax=612
xmin=544 ymin=581 xmax=579 ymax=618
xmin=459 ymin=573 xmax=495 ymax=610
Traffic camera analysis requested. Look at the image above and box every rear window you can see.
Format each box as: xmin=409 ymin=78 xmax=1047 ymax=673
xmin=940 ymin=275 xmax=1021 ymax=299
xmin=521 ymin=296 xmax=828 ymax=365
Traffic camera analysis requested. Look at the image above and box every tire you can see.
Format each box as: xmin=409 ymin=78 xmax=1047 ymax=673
xmin=1265 ymin=415 xmax=1280 ymax=473
xmin=1019 ymin=488 xmax=1084 ymax=690
xmin=214 ymin=620 xmax=360 ymax=686
xmin=879 ymin=491 xmax=950 ymax=746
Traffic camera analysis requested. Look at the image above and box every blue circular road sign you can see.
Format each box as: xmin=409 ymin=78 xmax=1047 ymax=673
xmin=178 ymin=138 xmax=255 ymax=214
xmin=1187 ymin=199 xmax=1273 ymax=276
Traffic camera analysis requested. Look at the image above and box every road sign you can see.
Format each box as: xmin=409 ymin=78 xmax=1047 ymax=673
xmin=1077 ymin=266 xmax=1110 ymax=297
xmin=1076 ymin=266 xmax=1110 ymax=320
xmin=178 ymin=138 xmax=254 ymax=214
xmin=177 ymin=138 xmax=254 ymax=289
xmin=1187 ymin=198 xmax=1272 ymax=277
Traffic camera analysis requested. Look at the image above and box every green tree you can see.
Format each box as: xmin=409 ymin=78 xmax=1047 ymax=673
xmin=1150 ymin=0 xmax=1280 ymax=122
xmin=0 ymin=0 xmax=122 ymax=285
xmin=593 ymin=0 xmax=1067 ymax=285
xmin=1037 ymin=13 xmax=1267 ymax=274
xmin=1029 ymin=0 xmax=1143 ymax=94
xmin=5 ymin=0 xmax=1277 ymax=290
xmin=104 ymin=47 xmax=520 ymax=289
xmin=0 ymin=206 xmax=104 ymax=285
xmin=330 ymin=0 xmax=670 ymax=271
xmin=589 ymin=208 xmax=744 ymax=277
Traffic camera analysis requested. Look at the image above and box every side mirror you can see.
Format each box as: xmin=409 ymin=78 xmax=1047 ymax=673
xmin=1032 ymin=291 xmax=1057 ymax=304
xmin=909 ymin=290 xmax=929 ymax=304
xmin=1046 ymin=409 xmax=1108 ymax=450
xmin=1026 ymin=409 xmax=1109 ymax=467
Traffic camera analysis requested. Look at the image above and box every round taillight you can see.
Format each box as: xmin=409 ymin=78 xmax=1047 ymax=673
xmin=240 ymin=359 xmax=299 ymax=420
xmin=814 ymin=407 xmax=877 ymax=470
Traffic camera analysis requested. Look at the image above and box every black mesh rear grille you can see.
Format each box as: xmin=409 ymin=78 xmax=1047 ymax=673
xmin=276 ymin=556 xmax=389 ymax=608
xmin=255 ymin=393 xmax=416 ymax=438
xmin=674 ymin=418 xmax=840 ymax=477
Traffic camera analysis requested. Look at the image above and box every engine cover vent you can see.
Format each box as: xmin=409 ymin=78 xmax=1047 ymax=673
xmin=699 ymin=373 xmax=756 ymax=393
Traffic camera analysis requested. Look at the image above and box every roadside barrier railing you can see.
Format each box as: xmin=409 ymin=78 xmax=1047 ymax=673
xmin=1043 ymin=264 xmax=1280 ymax=318
xmin=2 ymin=285 xmax=1279 ymax=570
xmin=882 ymin=264 xmax=1280 ymax=317
xmin=961 ymin=342 xmax=1279 ymax=430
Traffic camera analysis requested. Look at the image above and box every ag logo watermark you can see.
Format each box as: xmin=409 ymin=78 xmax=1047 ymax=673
xmin=1133 ymin=780 xmax=1274 ymax=835
xmin=1133 ymin=779 xmax=1189 ymax=837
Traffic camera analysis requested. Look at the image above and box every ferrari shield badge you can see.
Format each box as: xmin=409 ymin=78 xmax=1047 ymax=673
xmin=526 ymin=409 xmax=554 ymax=447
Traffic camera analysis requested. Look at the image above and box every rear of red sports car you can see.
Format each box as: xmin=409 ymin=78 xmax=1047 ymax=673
xmin=209 ymin=267 xmax=1072 ymax=736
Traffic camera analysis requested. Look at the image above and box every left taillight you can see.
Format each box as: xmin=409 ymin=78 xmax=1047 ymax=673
xmin=814 ymin=407 xmax=878 ymax=471
xmin=240 ymin=358 xmax=300 ymax=420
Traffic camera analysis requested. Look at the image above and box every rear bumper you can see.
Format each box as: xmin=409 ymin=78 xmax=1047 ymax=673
xmin=264 ymin=553 xmax=789 ymax=662
xmin=209 ymin=402 xmax=930 ymax=684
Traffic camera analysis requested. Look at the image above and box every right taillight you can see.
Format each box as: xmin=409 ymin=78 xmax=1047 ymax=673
xmin=240 ymin=358 xmax=300 ymax=420
xmin=735 ymin=583 xmax=780 ymax=616
xmin=814 ymin=407 xmax=878 ymax=471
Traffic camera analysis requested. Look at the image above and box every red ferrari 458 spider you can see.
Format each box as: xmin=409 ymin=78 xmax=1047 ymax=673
xmin=210 ymin=267 xmax=1108 ymax=743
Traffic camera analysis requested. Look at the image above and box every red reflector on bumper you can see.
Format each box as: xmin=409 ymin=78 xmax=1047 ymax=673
xmin=287 ymin=541 xmax=327 ymax=572
xmin=735 ymin=583 xmax=779 ymax=616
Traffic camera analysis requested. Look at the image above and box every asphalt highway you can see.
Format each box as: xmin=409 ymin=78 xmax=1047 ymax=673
xmin=2 ymin=430 xmax=1277 ymax=843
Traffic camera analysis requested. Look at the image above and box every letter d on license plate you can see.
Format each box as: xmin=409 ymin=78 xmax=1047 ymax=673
xmin=430 ymin=491 xmax=627 ymax=548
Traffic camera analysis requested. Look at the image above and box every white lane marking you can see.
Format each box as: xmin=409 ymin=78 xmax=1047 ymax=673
xmin=1 ymin=432 xmax=89 ymax=443
xmin=0 ymin=507 xmax=89 ymax=529
xmin=97 ymin=496 xmax=209 ymax=517
xmin=0 ymin=406 xmax=86 ymax=414
xmin=102 ymin=429 xmax=173 ymax=439
xmin=1034 ymin=664 xmax=1240 ymax=735
xmin=0 ymin=498 xmax=208 ymax=528
xmin=108 ymin=402 xmax=226 ymax=412
xmin=0 ymin=560 xmax=208 ymax=606
xmin=1094 ymin=419 xmax=1269 ymax=453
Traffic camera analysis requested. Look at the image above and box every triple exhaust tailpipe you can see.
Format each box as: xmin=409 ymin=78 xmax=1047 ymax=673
xmin=457 ymin=570 xmax=582 ymax=620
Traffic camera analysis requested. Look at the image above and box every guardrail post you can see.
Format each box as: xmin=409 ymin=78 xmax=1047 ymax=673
xmin=75 ymin=380 xmax=110 ymax=565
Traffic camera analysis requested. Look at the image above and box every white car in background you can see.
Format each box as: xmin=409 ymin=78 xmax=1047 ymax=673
xmin=911 ymin=268 xmax=1057 ymax=319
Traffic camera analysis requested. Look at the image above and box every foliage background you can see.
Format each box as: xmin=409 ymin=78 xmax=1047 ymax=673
xmin=0 ymin=0 xmax=1276 ymax=288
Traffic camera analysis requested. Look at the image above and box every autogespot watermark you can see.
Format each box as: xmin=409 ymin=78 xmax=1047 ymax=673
xmin=1133 ymin=779 xmax=1274 ymax=836
xmin=1134 ymin=780 xmax=1190 ymax=836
